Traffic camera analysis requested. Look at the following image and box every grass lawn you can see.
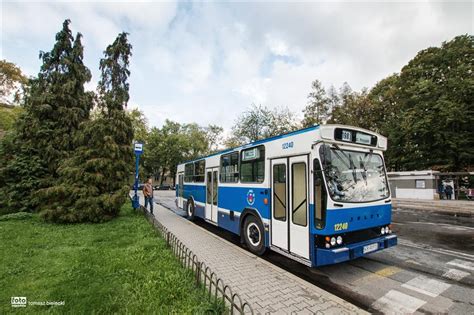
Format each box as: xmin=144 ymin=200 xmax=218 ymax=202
xmin=0 ymin=203 xmax=223 ymax=314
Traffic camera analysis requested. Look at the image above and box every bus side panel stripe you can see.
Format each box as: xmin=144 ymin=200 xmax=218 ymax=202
xmin=182 ymin=184 xmax=272 ymax=222
xmin=183 ymin=184 xmax=206 ymax=204
xmin=218 ymin=186 xmax=271 ymax=220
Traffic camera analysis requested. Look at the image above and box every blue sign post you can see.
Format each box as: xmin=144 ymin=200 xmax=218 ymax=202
xmin=132 ymin=142 xmax=143 ymax=209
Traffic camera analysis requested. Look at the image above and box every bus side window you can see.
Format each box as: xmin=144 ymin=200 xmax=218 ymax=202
xmin=314 ymin=159 xmax=327 ymax=229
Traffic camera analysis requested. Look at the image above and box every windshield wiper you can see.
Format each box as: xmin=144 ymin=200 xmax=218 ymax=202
xmin=359 ymin=150 xmax=374 ymax=185
xmin=331 ymin=144 xmax=351 ymax=169
xmin=349 ymin=154 xmax=357 ymax=183
xmin=333 ymin=144 xmax=357 ymax=183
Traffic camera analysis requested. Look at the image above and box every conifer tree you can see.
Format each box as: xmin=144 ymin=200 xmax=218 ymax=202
xmin=40 ymin=33 xmax=134 ymax=222
xmin=0 ymin=20 xmax=92 ymax=214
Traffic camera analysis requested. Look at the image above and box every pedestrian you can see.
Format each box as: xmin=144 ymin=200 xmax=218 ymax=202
xmin=143 ymin=178 xmax=154 ymax=214
xmin=438 ymin=183 xmax=445 ymax=200
xmin=445 ymin=184 xmax=453 ymax=200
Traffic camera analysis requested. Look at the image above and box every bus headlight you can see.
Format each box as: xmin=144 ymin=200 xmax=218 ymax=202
xmin=384 ymin=226 xmax=389 ymax=234
xmin=381 ymin=227 xmax=385 ymax=235
xmin=330 ymin=237 xmax=336 ymax=246
xmin=336 ymin=236 xmax=343 ymax=245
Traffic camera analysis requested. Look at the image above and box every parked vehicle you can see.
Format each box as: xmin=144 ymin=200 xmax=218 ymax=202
xmin=154 ymin=184 xmax=173 ymax=190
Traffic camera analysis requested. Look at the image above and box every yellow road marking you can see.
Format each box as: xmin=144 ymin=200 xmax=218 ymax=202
xmin=375 ymin=266 xmax=401 ymax=277
xmin=352 ymin=266 xmax=402 ymax=286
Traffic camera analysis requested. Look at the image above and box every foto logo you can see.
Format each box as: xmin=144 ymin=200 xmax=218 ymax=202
xmin=11 ymin=297 xmax=27 ymax=307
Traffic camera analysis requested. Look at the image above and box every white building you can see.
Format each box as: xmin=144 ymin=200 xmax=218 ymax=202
xmin=388 ymin=170 xmax=439 ymax=200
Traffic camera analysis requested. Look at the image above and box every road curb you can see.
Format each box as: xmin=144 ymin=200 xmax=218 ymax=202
xmin=393 ymin=205 xmax=473 ymax=217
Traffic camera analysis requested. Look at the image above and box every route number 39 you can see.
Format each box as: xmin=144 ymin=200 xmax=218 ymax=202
xmin=334 ymin=222 xmax=349 ymax=231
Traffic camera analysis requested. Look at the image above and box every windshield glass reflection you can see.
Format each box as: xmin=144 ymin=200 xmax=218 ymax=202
xmin=319 ymin=144 xmax=389 ymax=203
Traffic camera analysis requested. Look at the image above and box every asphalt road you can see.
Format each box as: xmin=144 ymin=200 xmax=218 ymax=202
xmin=153 ymin=191 xmax=474 ymax=314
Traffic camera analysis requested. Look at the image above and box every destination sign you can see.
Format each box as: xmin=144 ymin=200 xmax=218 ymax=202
xmin=334 ymin=128 xmax=377 ymax=147
xmin=242 ymin=147 xmax=260 ymax=161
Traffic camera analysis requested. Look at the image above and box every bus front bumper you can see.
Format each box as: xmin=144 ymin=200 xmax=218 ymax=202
xmin=314 ymin=234 xmax=397 ymax=267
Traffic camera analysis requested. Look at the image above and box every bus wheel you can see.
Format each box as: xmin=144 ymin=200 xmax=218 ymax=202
xmin=243 ymin=215 xmax=266 ymax=255
xmin=186 ymin=200 xmax=195 ymax=221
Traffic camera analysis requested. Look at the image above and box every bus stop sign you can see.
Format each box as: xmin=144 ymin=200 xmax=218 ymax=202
xmin=134 ymin=143 xmax=143 ymax=155
xmin=132 ymin=142 xmax=144 ymax=209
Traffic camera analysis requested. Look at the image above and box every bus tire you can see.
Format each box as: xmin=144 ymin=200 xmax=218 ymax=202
xmin=243 ymin=215 xmax=266 ymax=255
xmin=186 ymin=199 xmax=195 ymax=221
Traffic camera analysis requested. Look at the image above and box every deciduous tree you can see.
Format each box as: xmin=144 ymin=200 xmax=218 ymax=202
xmin=0 ymin=60 xmax=28 ymax=104
xmin=394 ymin=35 xmax=473 ymax=171
xmin=229 ymin=104 xmax=299 ymax=144
xmin=128 ymin=108 xmax=149 ymax=144
xmin=302 ymin=79 xmax=330 ymax=126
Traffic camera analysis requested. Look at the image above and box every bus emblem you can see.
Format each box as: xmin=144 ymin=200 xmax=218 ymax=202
xmin=246 ymin=190 xmax=255 ymax=206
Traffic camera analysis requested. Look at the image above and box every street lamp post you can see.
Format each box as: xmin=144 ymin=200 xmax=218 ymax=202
xmin=132 ymin=142 xmax=143 ymax=209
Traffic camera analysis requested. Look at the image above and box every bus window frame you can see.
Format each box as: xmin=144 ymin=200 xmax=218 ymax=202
xmin=184 ymin=163 xmax=194 ymax=183
xmin=313 ymin=158 xmax=327 ymax=230
xmin=319 ymin=145 xmax=391 ymax=204
xmin=291 ymin=162 xmax=308 ymax=227
xmin=272 ymin=163 xmax=287 ymax=222
xmin=240 ymin=145 xmax=265 ymax=183
xmin=194 ymin=160 xmax=206 ymax=183
xmin=220 ymin=151 xmax=240 ymax=183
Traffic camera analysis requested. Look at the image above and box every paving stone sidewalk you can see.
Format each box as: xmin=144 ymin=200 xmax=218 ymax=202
xmin=133 ymin=192 xmax=367 ymax=314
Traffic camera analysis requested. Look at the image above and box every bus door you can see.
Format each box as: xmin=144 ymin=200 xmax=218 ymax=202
xmin=177 ymin=172 xmax=184 ymax=208
xmin=206 ymin=168 xmax=219 ymax=223
xmin=271 ymin=155 xmax=309 ymax=259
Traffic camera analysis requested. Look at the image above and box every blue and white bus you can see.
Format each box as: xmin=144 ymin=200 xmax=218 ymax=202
xmin=175 ymin=124 xmax=397 ymax=267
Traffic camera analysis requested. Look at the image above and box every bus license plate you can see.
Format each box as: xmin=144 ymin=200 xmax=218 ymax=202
xmin=363 ymin=243 xmax=378 ymax=254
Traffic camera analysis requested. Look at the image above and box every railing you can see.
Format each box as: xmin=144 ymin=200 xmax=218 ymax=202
xmin=139 ymin=207 xmax=254 ymax=315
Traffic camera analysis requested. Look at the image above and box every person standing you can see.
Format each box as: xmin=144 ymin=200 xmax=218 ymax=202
xmin=438 ymin=183 xmax=445 ymax=200
xmin=445 ymin=184 xmax=454 ymax=200
xmin=143 ymin=178 xmax=154 ymax=214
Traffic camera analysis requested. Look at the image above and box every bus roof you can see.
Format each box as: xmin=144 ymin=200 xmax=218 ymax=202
xmin=180 ymin=124 xmax=320 ymax=166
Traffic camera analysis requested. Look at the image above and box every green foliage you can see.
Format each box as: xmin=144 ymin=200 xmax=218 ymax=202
xmin=0 ymin=129 xmax=46 ymax=214
xmin=0 ymin=59 xmax=28 ymax=104
xmin=0 ymin=20 xmax=93 ymax=215
xmin=144 ymin=120 xmax=220 ymax=185
xmin=302 ymin=79 xmax=330 ymax=126
xmin=327 ymin=35 xmax=473 ymax=171
xmin=40 ymin=32 xmax=134 ymax=223
xmin=0 ymin=203 xmax=223 ymax=313
xmin=205 ymin=124 xmax=223 ymax=153
xmin=0 ymin=211 xmax=32 ymax=221
xmin=393 ymin=35 xmax=473 ymax=171
xmin=231 ymin=104 xmax=272 ymax=142
xmin=0 ymin=104 xmax=23 ymax=136
xmin=128 ymin=108 xmax=149 ymax=143
xmin=228 ymin=104 xmax=299 ymax=144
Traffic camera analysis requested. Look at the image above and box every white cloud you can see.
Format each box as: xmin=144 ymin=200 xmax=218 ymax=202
xmin=265 ymin=34 xmax=289 ymax=56
xmin=2 ymin=0 xmax=472 ymax=132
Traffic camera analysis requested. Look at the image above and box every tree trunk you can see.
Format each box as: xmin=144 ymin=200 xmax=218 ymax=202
xmin=160 ymin=168 xmax=166 ymax=185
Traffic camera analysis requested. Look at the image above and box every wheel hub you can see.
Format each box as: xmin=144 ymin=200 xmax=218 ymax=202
xmin=247 ymin=222 xmax=260 ymax=247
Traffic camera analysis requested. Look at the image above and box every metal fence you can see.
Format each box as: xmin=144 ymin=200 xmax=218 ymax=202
xmin=140 ymin=208 xmax=254 ymax=315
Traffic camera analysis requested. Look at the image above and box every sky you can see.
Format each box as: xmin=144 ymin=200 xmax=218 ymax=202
xmin=1 ymin=1 xmax=473 ymax=131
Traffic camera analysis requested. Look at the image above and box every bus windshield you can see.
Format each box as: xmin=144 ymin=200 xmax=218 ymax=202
xmin=319 ymin=144 xmax=389 ymax=203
